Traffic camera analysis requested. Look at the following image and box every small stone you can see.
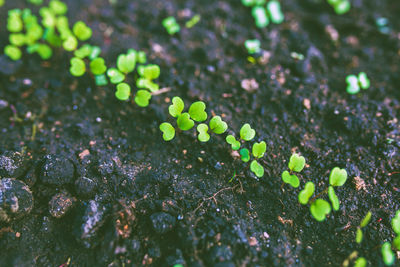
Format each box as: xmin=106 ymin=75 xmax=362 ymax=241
xmin=41 ymin=154 xmax=75 ymax=185
xmin=241 ymin=78 xmax=259 ymax=92
xmin=0 ymin=178 xmax=33 ymax=222
xmin=75 ymin=176 xmax=97 ymax=198
xmin=208 ymin=245 xmax=233 ymax=263
xmin=0 ymin=151 xmax=28 ymax=178
xmin=150 ymin=212 xmax=176 ymax=234
xmin=49 ymin=191 xmax=76 ymax=218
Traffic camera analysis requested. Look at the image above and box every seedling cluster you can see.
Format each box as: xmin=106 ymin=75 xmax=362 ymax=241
xmin=241 ymin=0 xmax=284 ymax=28
xmin=346 ymin=72 xmax=370 ymax=94
xmin=327 ymin=0 xmax=351 ymax=15
xmin=162 ymin=14 xmax=202 ymax=35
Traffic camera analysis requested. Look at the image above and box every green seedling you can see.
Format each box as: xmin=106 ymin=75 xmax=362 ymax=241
xmin=354 ymin=257 xmax=367 ymax=267
xmin=282 ymin=171 xmax=300 ymax=188
xmin=177 ymin=113 xmax=194 ymax=131
xmin=90 ymin=57 xmax=107 ymax=75
xmin=240 ymin=148 xmax=250 ymax=162
xmin=94 ymin=74 xmax=108 ymax=86
xmin=136 ymin=78 xmax=159 ymax=92
xmin=209 ymin=116 xmax=228 ymax=134
xmin=138 ymin=64 xmax=160 ymax=80
xmin=49 ymin=0 xmax=68 ymax=15
xmin=162 ymin=16 xmax=180 ymax=35
xmin=188 ymin=101 xmax=207 ymax=122
xmin=62 ymin=35 xmax=78 ymax=51
xmin=107 ymin=68 xmax=125 ymax=84
xmin=298 ymin=182 xmax=315 ymax=205
xmin=185 ymin=14 xmax=201 ymax=28
xmin=329 ymin=167 xmax=347 ymax=186
xmin=73 ymin=21 xmax=92 ymax=41
xmin=288 ymin=153 xmax=305 ymax=172
xmin=117 ymin=53 xmax=136 ymax=74
xmin=250 ymin=160 xmax=264 ymax=177
xmin=115 ymin=83 xmax=131 ymax=101
xmin=310 ymin=199 xmax=331 ymax=222
xmin=328 ymin=186 xmax=339 ymax=211
xmin=252 ymin=141 xmax=266 ymax=158
xmin=69 ymin=57 xmax=86 ymax=76
xmin=135 ymin=50 xmax=147 ymax=64
xmin=134 ymin=90 xmax=152 ymax=107
xmin=89 ymin=46 xmax=101 ymax=60
xmin=197 ymin=124 xmax=210 ymax=142
xmin=240 ymin=123 xmax=255 ymax=141
xmin=4 ymin=45 xmax=22 ymax=61
xmin=267 ymin=0 xmax=284 ymax=24
xmin=169 ymin=97 xmax=185 ymax=117
xmin=9 ymin=33 xmax=26 ymax=46
xmin=245 ymin=39 xmax=261 ymax=54
xmin=27 ymin=43 xmax=52 ymax=60
xmin=356 ymin=211 xmax=372 ymax=244
xmin=251 ymin=6 xmax=269 ymax=28
xmin=159 ymin=122 xmax=175 ymax=141
xmin=7 ymin=9 xmax=23 ymax=32
xmin=327 ymin=0 xmax=351 ymax=15
xmin=381 ymin=242 xmax=394 ymax=266
xmin=226 ymin=135 xmax=241 ymax=150
xmin=346 ymin=72 xmax=370 ymax=94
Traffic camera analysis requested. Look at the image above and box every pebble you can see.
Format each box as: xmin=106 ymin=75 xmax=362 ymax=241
xmin=0 ymin=178 xmax=33 ymax=222
xmin=41 ymin=154 xmax=75 ymax=185
xmin=150 ymin=212 xmax=176 ymax=234
xmin=0 ymin=151 xmax=28 ymax=178
xmin=49 ymin=191 xmax=76 ymax=218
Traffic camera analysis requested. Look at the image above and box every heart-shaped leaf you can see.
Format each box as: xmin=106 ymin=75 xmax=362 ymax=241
xmin=392 ymin=210 xmax=400 ymax=234
xmin=252 ymin=141 xmax=266 ymax=158
xmin=329 ymin=167 xmax=347 ymax=187
xmin=94 ymin=74 xmax=108 ymax=86
xmin=4 ymin=45 xmax=22 ymax=61
xmin=346 ymin=75 xmax=360 ymax=94
xmin=356 ymin=228 xmax=363 ymax=244
xmin=226 ymin=135 xmax=240 ymax=150
xmin=134 ymin=90 xmax=151 ymax=107
xmin=267 ymin=0 xmax=284 ymax=24
xmin=354 ymin=257 xmax=367 ymax=267
xmin=74 ymin=44 xmax=92 ymax=58
xmin=310 ymin=199 xmax=331 ymax=222
xmin=159 ymin=122 xmax=175 ymax=141
xmin=328 ymin=186 xmax=339 ymax=211
xmin=189 ymin=101 xmax=207 ymax=122
xmin=360 ymin=211 xmax=372 ymax=228
xmin=70 ymin=57 xmax=86 ymax=77
xmin=209 ymin=116 xmax=228 ymax=134
xmin=72 ymin=21 xmax=92 ymax=41
xmin=117 ymin=53 xmax=136 ymax=74
xmin=281 ymin=170 xmax=299 ymax=188
xmin=250 ymin=160 xmax=264 ymax=177
xmin=139 ymin=64 xmax=160 ymax=80
xmin=169 ymin=97 xmax=184 ymax=117
xmin=298 ymin=181 xmax=315 ymax=205
xmin=115 ymin=83 xmax=131 ymax=101
xmin=288 ymin=153 xmax=305 ymax=172
xmin=63 ymin=35 xmax=78 ymax=51
xmin=107 ymin=68 xmax=125 ymax=84
xmin=177 ymin=113 xmax=194 ymax=131
xmin=90 ymin=57 xmax=107 ymax=75
xmin=239 ymin=148 xmax=250 ymax=163
xmin=358 ymin=72 xmax=370 ymax=89
xmin=240 ymin=123 xmax=255 ymax=141
xmin=197 ymin=124 xmax=210 ymax=142
xmin=381 ymin=242 xmax=395 ymax=266
xmin=251 ymin=6 xmax=269 ymax=28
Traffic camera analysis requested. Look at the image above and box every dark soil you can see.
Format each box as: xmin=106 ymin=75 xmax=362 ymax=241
xmin=0 ymin=0 xmax=399 ymax=266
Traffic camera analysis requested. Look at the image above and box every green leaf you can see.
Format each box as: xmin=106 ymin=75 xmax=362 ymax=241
xmin=177 ymin=113 xmax=194 ymax=131
xmin=49 ymin=0 xmax=68 ymax=15
xmin=209 ymin=116 xmax=228 ymax=134
xmin=69 ymin=57 xmax=86 ymax=77
xmin=288 ymin=153 xmax=305 ymax=172
xmin=354 ymin=257 xmax=367 ymax=267
xmin=381 ymin=242 xmax=395 ymax=266
xmin=117 ymin=53 xmax=136 ymax=74
xmin=310 ymin=199 xmax=331 ymax=222
xmin=73 ymin=21 xmax=92 ymax=41
xmin=226 ymin=135 xmax=240 ymax=150
xmin=393 ymin=236 xmax=400 ymax=251
xmin=267 ymin=0 xmax=284 ymax=24
xmin=392 ymin=210 xmax=400 ymax=234
xmin=4 ymin=45 xmax=22 ymax=61
xmin=90 ymin=57 xmax=107 ymax=75
xmin=360 ymin=211 xmax=372 ymax=228
xmin=251 ymin=6 xmax=269 ymax=28
xmin=197 ymin=124 xmax=210 ymax=142
xmin=137 ymin=51 xmax=147 ymax=64
xmin=328 ymin=186 xmax=340 ymax=211
xmin=333 ymin=0 xmax=351 ymax=15
xmin=7 ymin=11 xmax=23 ymax=32
xmin=346 ymin=75 xmax=360 ymax=94
xmin=358 ymin=72 xmax=370 ymax=89
xmin=329 ymin=167 xmax=348 ymax=187
xmin=281 ymin=170 xmax=300 ymax=188
xmin=188 ymin=101 xmax=207 ymax=122
xmin=36 ymin=44 xmax=52 ymax=60
xmin=9 ymin=33 xmax=25 ymax=46
xmin=356 ymin=227 xmax=363 ymax=244
xmin=162 ymin=16 xmax=180 ymax=35
xmin=239 ymin=148 xmax=250 ymax=163
xmin=168 ymin=97 xmax=184 ymax=118
xmin=94 ymin=74 xmax=108 ymax=86
xmin=250 ymin=160 xmax=264 ymax=177
xmin=139 ymin=64 xmax=160 ymax=80
xmin=244 ymin=39 xmax=261 ymax=54
xmin=159 ymin=123 xmax=175 ymax=141
xmin=240 ymin=123 xmax=255 ymax=141
xmin=136 ymin=78 xmax=159 ymax=92
xmin=252 ymin=141 xmax=266 ymax=158
xmin=298 ymin=182 xmax=315 ymax=205
xmin=89 ymin=46 xmax=101 ymax=60
xmin=107 ymin=68 xmax=125 ymax=84
xmin=115 ymin=83 xmax=131 ymax=101
xmin=74 ymin=44 xmax=92 ymax=58
xmin=62 ymin=35 xmax=78 ymax=51
xmin=134 ymin=90 xmax=152 ymax=107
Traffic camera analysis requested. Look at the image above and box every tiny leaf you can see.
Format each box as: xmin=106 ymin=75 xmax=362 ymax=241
xmin=252 ymin=141 xmax=266 ymax=158
xmin=354 ymin=257 xmax=367 ymax=267
xmin=281 ymin=171 xmax=300 ymax=188
xmin=188 ymin=101 xmax=207 ymax=122
xmin=177 ymin=113 xmax=194 ymax=131
xmin=250 ymin=160 xmax=264 ymax=177
xmin=209 ymin=116 xmax=228 ymax=134
xmin=298 ymin=182 xmax=315 ymax=205
xmin=115 ymin=83 xmax=131 ymax=101
xmin=240 ymin=123 xmax=256 ymax=141
xmin=356 ymin=227 xmax=363 ymax=244
xmin=381 ymin=242 xmax=395 ymax=266
xmin=169 ymin=97 xmax=184 ymax=118
xmin=239 ymin=148 xmax=250 ymax=163
xmin=226 ymin=135 xmax=240 ymax=150
xmin=310 ymin=199 xmax=331 ymax=222
xmin=328 ymin=186 xmax=340 ymax=211
xmin=69 ymin=57 xmax=86 ymax=77
xmin=107 ymin=68 xmax=125 ymax=84
xmin=288 ymin=153 xmax=305 ymax=172
xmin=392 ymin=210 xmax=400 ymax=234
xmin=159 ymin=122 xmax=175 ymax=141
xmin=134 ymin=90 xmax=152 ymax=107
xmin=329 ymin=167 xmax=348 ymax=187
xmin=197 ymin=124 xmax=210 ymax=142
xmin=73 ymin=21 xmax=92 ymax=41
xmin=90 ymin=57 xmax=107 ymax=75
xmin=360 ymin=211 xmax=372 ymax=228
xmin=117 ymin=53 xmax=136 ymax=74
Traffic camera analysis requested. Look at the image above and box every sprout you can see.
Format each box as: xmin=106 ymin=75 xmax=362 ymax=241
xmin=185 ymin=14 xmax=201 ymax=28
xmin=89 ymin=46 xmax=101 ymax=60
xmin=267 ymin=0 xmax=284 ymax=24
xmin=282 ymin=171 xmax=300 ymax=188
xmin=356 ymin=227 xmax=363 ymax=244
xmin=329 ymin=167 xmax=347 ymax=187
xmin=134 ymin=90 xmax=152 ymax=107
xmin=90 ymin=57 xmax=107 ymax=75
xmin=74 ymin=44 xmax=93 ymax=58
xmin=240 ymin=148 xmax=250 ymax=162
xmin=9 ymin=33 xmax=26 ymax=46
xmin=298 ymin=181 xmax=315 ymax=205
xmin=327 ymin=0 xmax=351 ymax=15
xmin=7 ymin=9 xmax=23 ymax=33
xmin=288 ymin=153 xmax=305 ymax=172
xmin=138 ymin=64 xmax=160 ymax=80
xmin=4 ymin=45 xmax=22 ymax=61
xmin=73 ymin=21 xmax=92 ymax=41
xmin=27 ymin=43 xmax=53 ymax=60
xmin=107 ymin=68 xmax=125 ymax=84
xmin=251 ymin=6 xmax=269 ymax=28
xmin=354 ymin=257 xmax=367 ymax=267
xmin=49 ymin=0 xmax=68 ymax=15
xmin=62 ymin=35 xmax=78 ymax=51
xmin=328 ymin=186 xmax=339 ymax=211
xmin=310 ymin=199 xmax=331 ymax=222
xmin=115 ymin=83 xmax=131 ymax=101
xmin=159 ymin=123 xmax=175 ymax=141
xmin=162 ymin=16 xmax=180 ymax=35
xmin=197 ymin=124 xmax=210 ymax=142
xmin=240 ymin=123 xmax=256 ymax=141
xmin=177 ymin=113 xmax=194 ymax=131
xmin=69 ymin=57 xmax=86 ymax=76
xmin=136 ymin=50 xmax=147 ymax=64
xmin=250 ymin=160 xmax=264 ymax=177
xmin=209 ymin=116 xmax=228 ymax=134
xmin=360 ymin=211 xmax=372 ymax=228
xmin=94 ymin=74 xmax=108 ymax=86
xmin=252 ymin=141 xmax=266 ymax=158
xmin=169 ymin=97 xmax=185 ymax=117
xmin=188 ymin=101 xmax=207 ymax=122
xmin=346 ymin=72 xmax=370 ymax=94
xmin=381 ymin=242 xmax=394 ymax=266
xmin=117 ymin=53 xmax=136 ymax=74
xmin=244 ymin=39 xmax=261 ymax=54
xmin=394 ymin=236 xmax=400 ymax=251
xmin=392 ymin=210 xmax=400 ymax=234
xmin=226 ymin=135 xmax=241 ymax=150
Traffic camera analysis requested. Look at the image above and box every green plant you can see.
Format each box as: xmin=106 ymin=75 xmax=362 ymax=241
xmin=162 ymin=16 xmax=180 ymax=35
xmin=115 ymin=83 xmax=131 ymax=101
xmin=242 ymin=0 xmax=284 ymax=28
xmin=244 ymin=39 xmax=261 ymax=54
xmin=346 ymin=72 xmax=370 ymax=94
xmin=281 ymin=153 xmax=305 ymax=188
xmin=356 ymin=211 xmax=372 ymax=244
xmin=69 ymin=57 xmax=86 ymax=76
xmin=72 ymin=21 xmax=92 ymax=41
xmin=327 ymin=0 xmax=351 ymax=15
xmin=185 ymin=14 xmax=201 ymax=28
xmin=381 ymin=242 xmax=395 ymax=266
xmin=4 ymin=45 xmax=22 ymax=61
xmin=90 ymin=57 xmax=107 ymax=75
